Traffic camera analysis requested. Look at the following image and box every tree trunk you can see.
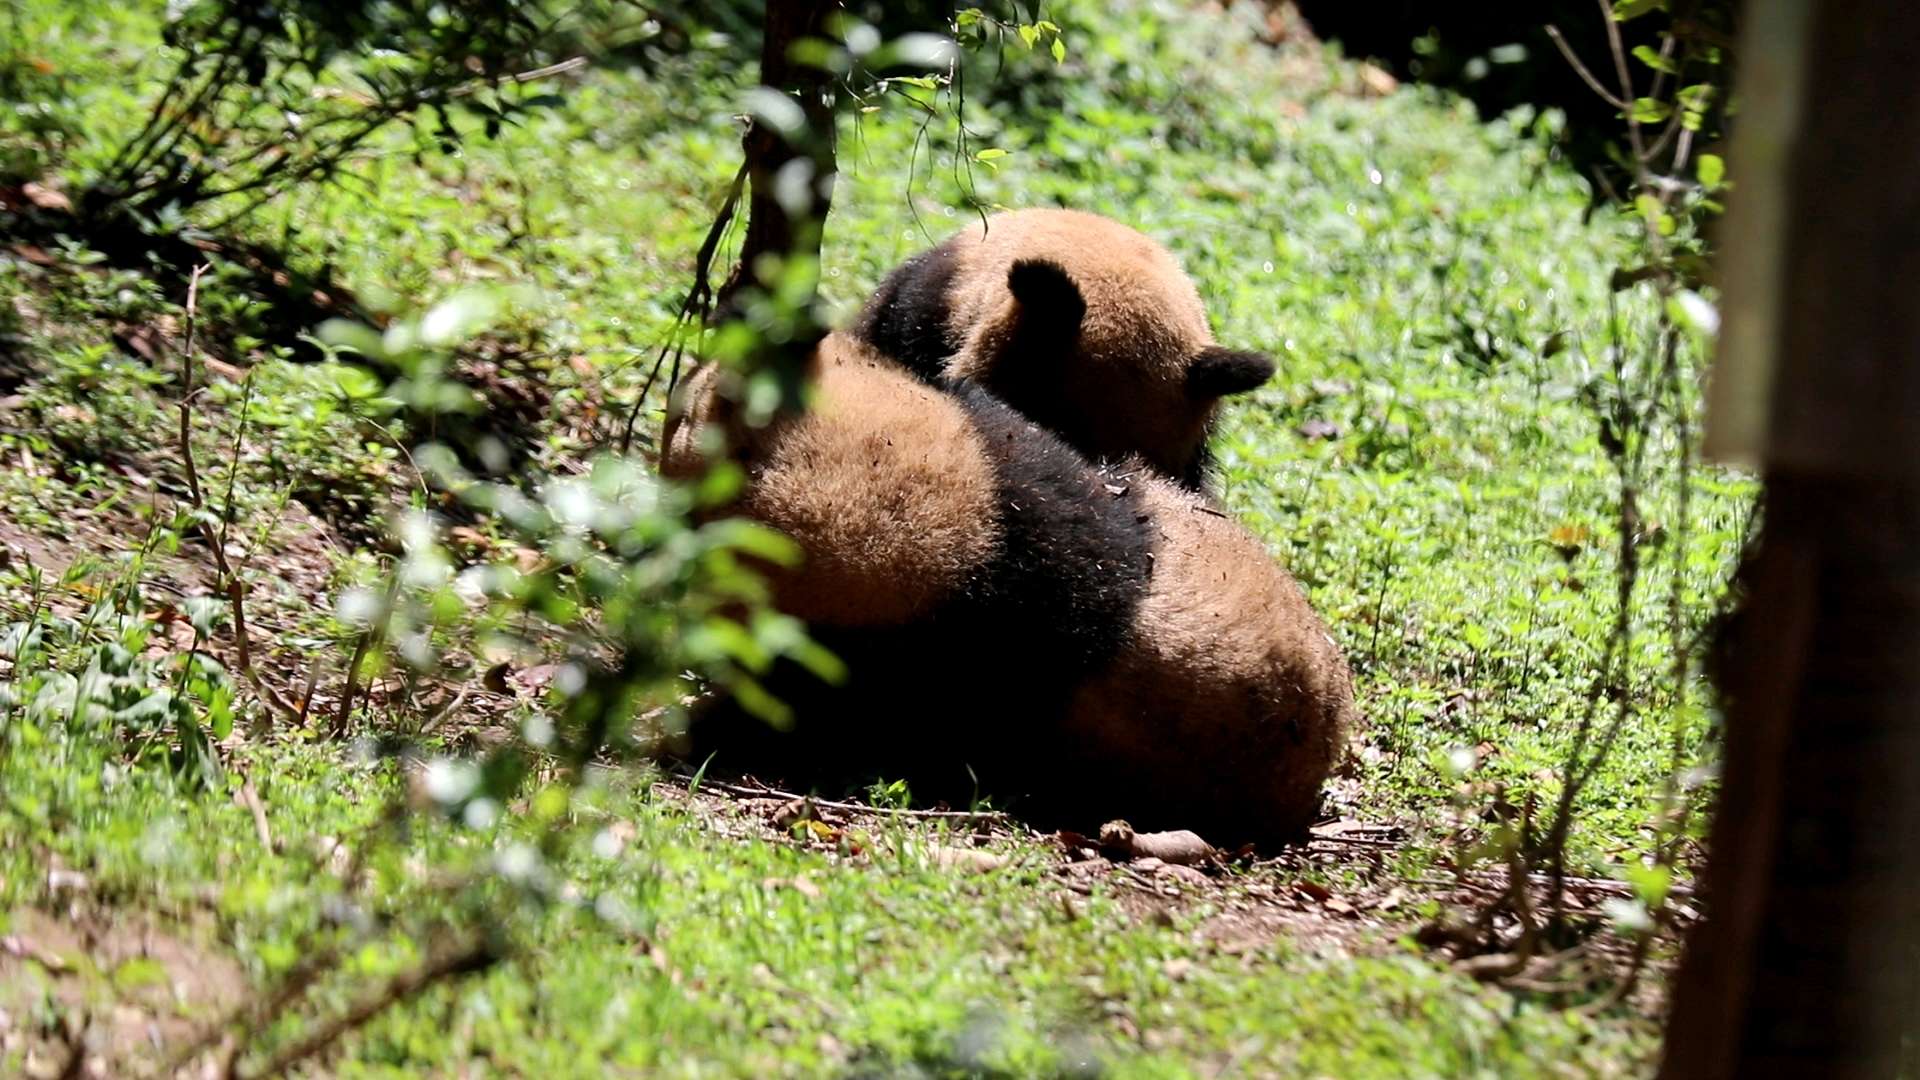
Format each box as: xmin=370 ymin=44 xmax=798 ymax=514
xmin=722 ymin=0 xmax=842 ymax=304
xmin=1659 ymin=3 xmax=1920 ymax=1077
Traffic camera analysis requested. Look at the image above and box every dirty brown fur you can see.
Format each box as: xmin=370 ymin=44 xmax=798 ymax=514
xmin=663 ymin=338 xmax=997 ymax=627
xmin=853 ymin=208 xmax=1276 ymax=490
xmin=1053 ymin=477 xmax=1354 ymax=842
xmin=665 ymin=332 xmax=1349 ymax=846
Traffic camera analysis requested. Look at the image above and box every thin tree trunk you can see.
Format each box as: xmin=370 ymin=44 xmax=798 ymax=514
xmin=1659 ymin=3 xmax=1920 ymax=1077
xmin=721 ymin=0 xmax=842 ymax=306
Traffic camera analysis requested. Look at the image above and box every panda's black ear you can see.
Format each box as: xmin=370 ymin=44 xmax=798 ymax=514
xmin=1006 ymin=259 xmax=1087 ymax=342
xmin=1187 ymin=347 xmax=1275 ymax=399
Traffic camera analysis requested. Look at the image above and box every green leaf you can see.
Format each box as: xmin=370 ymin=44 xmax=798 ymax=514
xmin=1697 ymin=153 xmax=1725 ymax=188
xmin=1050 ymin=37 xmax=1067 ymax=63
xmin=1677 ymin=83 xmax=1717 ymax=110
xmin=114 ymin=688 xmax=177 ymax=726
xmin=1631 ymin=45 xmax=1677 ymax=74
xmin=1624 ymin=863 xmax=1673 ymax=908
xmin=325 ymin=362 xmax=385 ymax=400
xmin=1629 ymin=97 xmax=1672 ymax=124
xmin=727 ymin=673 xmax=793 ymax=729
xmin=1613 ymin=0 xmax=1668 ymax=20
xmin=1018 ymin=24 xmax=1039 ymax=49
xmin=419 ymin=289 xmax=502 ymax=347
xmin=974 ymin=147 xmax=1007 ymax=160
xmin=113 ymin=957 xmax=168 ymax=990
xmin=1602 ymin=897 xmax=1654 ymax=933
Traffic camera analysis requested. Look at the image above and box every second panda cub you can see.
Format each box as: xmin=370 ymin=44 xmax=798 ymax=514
xmin=665 ymin=332 xmax=1351 ymax=844
xmin=854 ymin=208 xmax=1276 ymax=491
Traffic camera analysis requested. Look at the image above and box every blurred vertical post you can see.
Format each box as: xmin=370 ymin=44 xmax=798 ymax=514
xmin=724 ymin=0 xmax=843 ymax=305
xmin=1663 ymin=2 xmax=1920 ymax=1078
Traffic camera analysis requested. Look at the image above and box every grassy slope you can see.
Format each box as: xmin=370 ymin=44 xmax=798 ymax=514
xmin=0 ymin=0 xmax=1750 ymax=1075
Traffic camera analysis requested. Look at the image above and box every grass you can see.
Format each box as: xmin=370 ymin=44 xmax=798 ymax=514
xmin=0 ymin=0 xmax=1748 ymax=1075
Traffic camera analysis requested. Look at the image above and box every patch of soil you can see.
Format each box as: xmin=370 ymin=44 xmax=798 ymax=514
xmin=655 ymin=772 xmax=1687 ymax=1017
xmin=0 ymin=486 xmax=357 ymax=728
xmin=0 ymin=903 xmax=247 ymax=1079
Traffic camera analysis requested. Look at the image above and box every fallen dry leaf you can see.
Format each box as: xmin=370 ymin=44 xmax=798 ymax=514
xmin=762 ymin=875 xmax=821 ymax=899
xmin=771 ymin=798 xmax=819 ymax=830
xmin=1160 ymin=864 xmax=1211 ymax=886
xmin=1292 ymin=880 xmax=1333 ymax=903
xmin=933 ymin=846 xmax=1006 ymax=873
xmin=1455 ymin=952 xmax=1525 ymax=982
xmin=511 ymin=663 xmax=561 ymax=695
xmin=45 ymin=868 xmax=88 ymax=893
xmin=20 ymin=181 xmax=72 ymax=213
xmin=1358 ymin=63 xmax=1399 ymax=97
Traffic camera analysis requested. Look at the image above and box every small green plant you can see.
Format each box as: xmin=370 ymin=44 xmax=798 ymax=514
xmin=90 ymin=0 xmax=576 ymax=226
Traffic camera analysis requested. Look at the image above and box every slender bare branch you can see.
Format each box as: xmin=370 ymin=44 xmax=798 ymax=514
xmin=444 ymin=55 xmax=588 ymax=98
xmin=1545 ymin=25 xmax=1628 ymax=110
xmin=237 ymin=939 xmax=499 ymax=1080
xmin=1596 ymin=0 xmax=1652 ymax=173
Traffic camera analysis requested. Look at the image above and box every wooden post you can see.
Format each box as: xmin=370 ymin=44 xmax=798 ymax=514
xmin=1661 ymin=2 xmax=1920 ymax=1077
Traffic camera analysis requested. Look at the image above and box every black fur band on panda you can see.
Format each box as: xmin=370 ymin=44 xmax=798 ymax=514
xmin=685 ymin=380 xmax=1157 ymax=808
xmin=947 ymin=380 xmax=1152 ymax=675
xmin=852 ymin=243 xmax=962 ymax=384
xmin=1185 ymin=347 xmax=1276 ymax=400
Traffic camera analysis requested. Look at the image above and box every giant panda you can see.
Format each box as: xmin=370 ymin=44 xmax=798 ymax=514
xmin=663 ymin=332 xmax=1351 ymax=844
xmin=851 ymin=208 xmax=1277 ymax=491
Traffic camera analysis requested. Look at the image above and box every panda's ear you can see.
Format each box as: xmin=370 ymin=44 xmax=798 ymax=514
xmin=1187 ymin=347 xmax=1275 ymax=399
xmin=1005 ymin=259 xmax=1087 ymax=343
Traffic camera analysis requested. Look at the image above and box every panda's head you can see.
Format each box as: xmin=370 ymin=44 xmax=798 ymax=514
xmin=940 ymin=210 xmax=1275 ymax=490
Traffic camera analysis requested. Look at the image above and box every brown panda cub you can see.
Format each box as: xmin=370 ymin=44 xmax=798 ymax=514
xmin=1049 ymin=477 xmax=1352 ymax=842
xmin=664 ymin=332 xmax=1352 ymax=845
xmin=852 ymin=208 xmax=1276 ymax=491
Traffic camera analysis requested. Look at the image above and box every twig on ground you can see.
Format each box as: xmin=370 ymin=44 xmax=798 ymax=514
xmin=173 ymin=265 xmax=301 ymax=727
xmin=238 ymin=776 xmax=273 ymax=851
xmin=675 ymin=772 xmax=1011 ymax=822
xmin=417 ymin=684 xmax=474 ymax=735
xmin=333 ymin=575 xmax=399 ymax=738
xmin=177 ymin=264 xmax=210 ymax=507
xmin=1303 ymin=831 xmax=1400 ymax=849
xmin=296 ymin=653 xmax=326 ymax=724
